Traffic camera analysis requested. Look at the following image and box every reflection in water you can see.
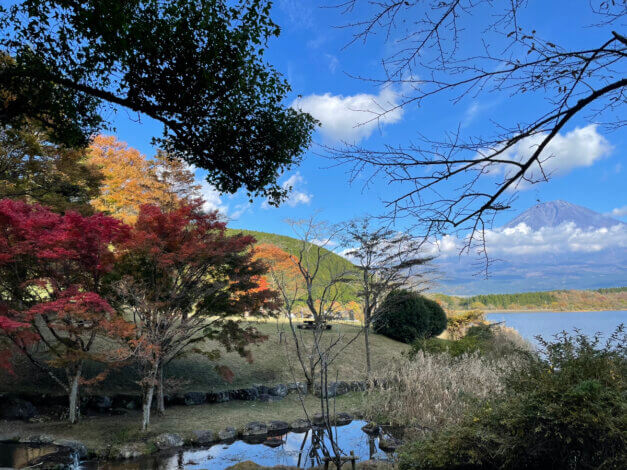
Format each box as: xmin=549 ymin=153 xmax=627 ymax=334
xmin=80 ymin=421 xmax=388 ymax=470
xmin=0 ymin=443 xmax=63 ymax=468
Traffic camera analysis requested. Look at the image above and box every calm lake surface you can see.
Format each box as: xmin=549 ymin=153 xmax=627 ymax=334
xmin=486 ymin=310 xmax=626 ymax=345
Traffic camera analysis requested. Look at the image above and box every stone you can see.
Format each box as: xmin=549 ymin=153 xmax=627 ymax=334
xmin=21 ymin=434 xmax=54 ymax=444
xmin=349 ymin=381 xmax=367 ymax=392
xmin=0 ymin=398 xmax=37 ymax=420
xmin=154 ymin=433 xmax=184 ymax=450
xmin=361 ymin=422 xmax=380 ymax=435
xmin=378 ymin=435 xmax=401 ymax=453
xmin=252 ymin=384 xmax=270 ymax=395
xmin=207 ymin=391 xmax=230 ymax=403
xmin=268 ymin=384 xmax=288 ymax=397
xmin=267 ymin=420 xmax=289 ymax=435
xmin=289 ymin=418 xmax=311 ymax=433
xmin=332 ymin=412 xmax=353 ymax=426
xmin=190 ymin=430 xmax=218 ymax=445
xmin=112 ymin=394 xmax=140 ymax=410
xmin=218 ymin=427 xmax=237 ymax=441
xmin=242 ymin=421 xmax=267 ymax=439
xmin=313 ymin=381 xmax=351 ymax=398
xmin=230 ymin=387 xmax=260 ymax=401
xmin=312 ymin=413 xmax=326 ymax=426
xmin=116 ymin=443 xmax=145 ymax=459
xmin=52 ymin=439 xmax=88 ymax=458
xmin=286 ymin=382 xmax=307 ymax=395
xmin=184 ymin=392 xmax=207 ymax=406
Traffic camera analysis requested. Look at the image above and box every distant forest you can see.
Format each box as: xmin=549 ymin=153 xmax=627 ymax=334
xmin=432 ymin=287 xmax=627 ymax=312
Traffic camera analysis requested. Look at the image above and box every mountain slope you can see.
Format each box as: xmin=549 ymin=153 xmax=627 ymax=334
xmin=504 ymin=200 xmax=624 ymax=230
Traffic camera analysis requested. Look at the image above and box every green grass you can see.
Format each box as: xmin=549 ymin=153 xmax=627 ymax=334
xmin=0 ymin=392 xmax=365 ymax=455
xmin=0 ymin=321 xmax=408 ymax=394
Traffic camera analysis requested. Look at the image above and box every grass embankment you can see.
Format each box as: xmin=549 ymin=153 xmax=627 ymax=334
xmin=0 ymin=322 xmax=407 ymax=395
xmin=0 ymin=393 xmax=364 ymax=456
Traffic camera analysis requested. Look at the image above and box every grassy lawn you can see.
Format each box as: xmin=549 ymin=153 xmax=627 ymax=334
xmin=0 ymin=321 xmax=408 ymax=394
xmin=0 ymin=392 xmax=366 ymax=456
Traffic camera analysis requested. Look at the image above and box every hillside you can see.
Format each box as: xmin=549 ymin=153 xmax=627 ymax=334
xmin=432 ymin=287 xmax=627 ymax=312
xmin=231 ymin=228 xmax=359 ymax=304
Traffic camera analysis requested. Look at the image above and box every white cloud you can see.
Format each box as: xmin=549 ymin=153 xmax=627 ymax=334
xmin=610 ymin=206 xmax=627 ymax=218
xmin=325 ymin=54 xmax=339 ymax=74
xmin=262 ymin=172 xmax=312 ymax=209
xmin=292 ymin=86 xmax=404 ymax=142
xmin=435 ymin=222 xmax=627 ymax=258
xmin=198 ymin=180 xmax=228 ymax=214
xmin=482 ymin=124 xmax=612 ymax=186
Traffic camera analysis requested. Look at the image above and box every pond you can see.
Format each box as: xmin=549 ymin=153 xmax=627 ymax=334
xmin=486 ymin=310 xmax=626 ymax=345
xmin=1 ymin=421 xmax=392 ymax=470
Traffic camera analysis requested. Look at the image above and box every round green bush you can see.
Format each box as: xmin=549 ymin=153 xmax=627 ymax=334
xmin=373 ymin=290 xmax=447 ymax=343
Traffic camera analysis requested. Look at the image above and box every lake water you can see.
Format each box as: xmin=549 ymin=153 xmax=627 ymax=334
xmin=485 ymin=310 xmax=626 ymax=345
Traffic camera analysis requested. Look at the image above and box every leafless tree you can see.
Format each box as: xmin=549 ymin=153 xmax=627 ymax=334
xmin=341 ymin=217 xmax=435 ymax=377
xmin=327 ymin=1 xmax=626 ymax=264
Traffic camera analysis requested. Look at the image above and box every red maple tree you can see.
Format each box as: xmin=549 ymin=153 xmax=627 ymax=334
xmin=112 ymin=202 xmax=279 ymax=430
xmin=0 ymin=199 xmax=133 ymax=423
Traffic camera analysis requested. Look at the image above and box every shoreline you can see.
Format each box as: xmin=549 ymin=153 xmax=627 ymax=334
xmin=471 ymin=308 xmax=627 ymax=314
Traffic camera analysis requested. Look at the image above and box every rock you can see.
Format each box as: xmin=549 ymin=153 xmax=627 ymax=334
xmin=154 ymin=433 xmax=184 ymax=450
xmin=53 ymin=439 xmax=88 ymax=458
xmin=262 ymin=437 xmax=284 ymax=448
xmin=252 ymin=384 xmax=270 ymax=395
xmin=27 ymin=447 xmax=74 ymax=470
xmin=112 ymin=394 xmax=140 ymax=410
xmin=350 ymin=381 xmax=367 ymax=392
xmin=258 ymin=393 xmax=281 ymax=403
xmin=0 ymin=398 xmax=38 ymax=420
xmin=207 ymin=391 xmax=230 ymax=403
xmin=378 ymin=435 xmax=401 ymax=453
xmin=312 ymin=413 xmax=326 ymax=426
xmin=313 ymin=381 xmax=351 ymax=398
xmin=332 ymin=412 xmax=353 ymax=426
xmin=91 ymin=395 xmax=112 ymax=410
xmin=21 ymin=434 xmax=54 ymax=444
xmin=230 ymin=387 xmax=259 ymax=401
xmin=268 ymin=384 xmax=288 ymax=397
xmin=287 ymin=382 xmax=307 ymax=395
xmin=289 ymin=418 xmax=311 ymax=433
xmin=218 ymin=427 xmax=237 ymax=441
xmin=267 ymin=420 xmax=289 ymax=435
xmin=190 ymin=430 xmax=218 ymax=445
xmin=0 ymin=431 xmax=20 ymax=442
xmin=184 ymin=392 xmax=207 ymax=406
xmin=362 ymin=422 xmax=380 ymax=435
xmin=116 ymin=443 xmax=145 ymax=459
xmin=242 ymin=421 xmax=267 ymax=441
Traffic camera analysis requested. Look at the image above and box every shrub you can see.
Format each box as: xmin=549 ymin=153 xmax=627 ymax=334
xmin=363 ymin=351 xmax=515 ymax=432
xmin=399 ymin=327 xmax=627 ymax=470
xmin=373 ymin=290 xmax=447 ymax=343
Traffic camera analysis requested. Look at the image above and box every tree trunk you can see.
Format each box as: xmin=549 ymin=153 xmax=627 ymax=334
xmin=364 ymin=324 xmax=372 ymax=378
xmin=157 ymin=364 xmax=165 ymax=416
xmin=141 ymin=361 xmax=159 ymax=431
xmin=67 ymin=363 xmax=83 ymax=424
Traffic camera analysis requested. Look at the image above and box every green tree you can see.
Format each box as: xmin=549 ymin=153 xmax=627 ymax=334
xmin=0 ymin=0 xmax=316 ymax=204
xmin=373 ymin=290 xmax=447 ymax=344
xmin=0 ymin=124 xmax=102 ymax=213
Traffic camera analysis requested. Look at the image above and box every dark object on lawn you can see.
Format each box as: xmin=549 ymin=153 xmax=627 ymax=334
xmin=297 ymin=320 xmax=332 ymax=330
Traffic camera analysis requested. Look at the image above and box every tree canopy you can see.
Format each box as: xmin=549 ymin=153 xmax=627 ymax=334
xmin=0 ymin=0 xmax=317 ymax=204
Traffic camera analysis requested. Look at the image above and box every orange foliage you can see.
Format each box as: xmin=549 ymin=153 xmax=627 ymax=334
xmin=88 ymin=135 xmax=200 ymax=224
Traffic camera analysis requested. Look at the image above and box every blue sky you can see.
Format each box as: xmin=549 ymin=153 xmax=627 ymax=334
xmin=108 ymin=1 xmax=626 ymax=251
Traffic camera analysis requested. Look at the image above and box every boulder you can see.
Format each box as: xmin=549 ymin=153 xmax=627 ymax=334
xmin=332 ymin=412 xmax=353 ymax=426
xmin=207 ymin=391 xmax=230 ymax=403
xmin=252 ymin=384 xmax=270 ymax=395
xmin=286 ymin=382 xmax=307 ymax=395
xmin=242 ymin=421 xmax=267 ymax=441
xmin=289 ymin=418 xmax=311 ymax=433
xmin=0 ymin=398 xmax=37 ymax=420
xmin=190 ymin=430 xmax=218 ymax=445
xmin=154 ymin=433 xmax=184 ymax=450
xmin=218 ymin=427 xmax=237 ymax=441
xmin=53 ymin=439 xmax=88 ymax=458
xmin=21 ymin=434 xmax=54 ymax=444
xmin=312 ymin=413 xmax=326 ymax=426
xmin=115 ymin=443 xmax=146 ymax=459
xmin=378 ymin=435 xmax=401 ymax=453
xmin=361 ymin=422 xmax=380 ymax=435
xmin=184 ymin=392 xmax=207 ymax=406
xmin=313 ymin=381 xmax=351 ymax=398
xmin=267 ymin=420 xmax=289 ymax=435
xmin=230 ymin=387 xmax=259 ymax=401
xmin=268 ymin=384 xmax=288 ymax=397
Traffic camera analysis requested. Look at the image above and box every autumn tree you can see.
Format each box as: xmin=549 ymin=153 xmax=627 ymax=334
xmin=0 ymin=124 xmax=102 ymax=213
xmin=341 ymin=218 xmax=434 ymax=377
xmin=0 ymin=0 xmax=316 ymax=204
xmin=330 ymin=1 xmax=626 ymax=262
xmin=88 ymin=135 xmax=200 ymax=224
xmin=0 ymin=199 xmax=133 ymax=423
xmin=112 ymin=202 xmax=278 ymax=431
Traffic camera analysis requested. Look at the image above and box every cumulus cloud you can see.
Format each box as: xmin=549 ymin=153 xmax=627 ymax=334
xmin=610 ymin=206 xmax=627 ymax=218
xmin=292 ymin=86 xmax=404 ymax=142
xmin=434 ymin=222 xmax=627 ymax=258
xmin=262 ymin=172 xmax=312 ymax=209
xmin=197 ymin=180 xmax=228 ymax=214
xmin=483 ymin=125 xmax=612 ymax=186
